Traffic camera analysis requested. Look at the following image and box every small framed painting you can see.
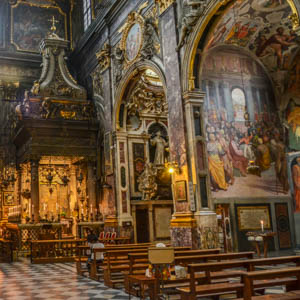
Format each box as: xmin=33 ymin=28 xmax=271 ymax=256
xmin=3 ymin=192 xmax=15 ymax=206
xmin=174 ymin=181 xmax=187 ymax=202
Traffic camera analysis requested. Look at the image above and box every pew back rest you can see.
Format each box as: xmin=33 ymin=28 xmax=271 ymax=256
xmin=243 ymin=267 xmax=300 ymax=300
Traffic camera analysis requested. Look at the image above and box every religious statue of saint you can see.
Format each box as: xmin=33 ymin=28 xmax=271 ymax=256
xmin=151 ymin=131 xmax=168 ymax=166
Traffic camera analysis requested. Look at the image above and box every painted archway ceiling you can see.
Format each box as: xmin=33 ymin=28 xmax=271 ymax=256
xmin=204 ymin=0 xmax=299 ymax=87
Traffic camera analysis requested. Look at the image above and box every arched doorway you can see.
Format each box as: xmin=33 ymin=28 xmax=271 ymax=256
xmin=114 ymin=67 xmax=173 ymax=243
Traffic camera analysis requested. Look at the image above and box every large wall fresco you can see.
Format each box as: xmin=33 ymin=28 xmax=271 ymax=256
xmin=282 ymin=52 xmax=300 ymax=151
xmin=201 ymin=47 xmax=289 ymax=198
xmin=205 ymin=0 xmax=299 ymax=88
xmin=11 ymin=2 xmax=66 ymax=52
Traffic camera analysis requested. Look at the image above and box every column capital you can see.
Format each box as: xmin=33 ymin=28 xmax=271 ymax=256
xmin=183 ymin=89 xmax=206 ymax=105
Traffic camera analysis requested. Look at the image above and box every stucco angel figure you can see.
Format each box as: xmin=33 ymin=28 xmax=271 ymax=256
xmin=177 ymin=0 xmax=207 ymax=51
xmin=137 ymin=163 xmax=158 ymax=200
xmin=151 ymin=131 xmax=168 ymax=166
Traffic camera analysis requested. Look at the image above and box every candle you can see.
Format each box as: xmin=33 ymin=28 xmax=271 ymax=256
xmin=260 ymin=220 xmax=264 ymax=232
xmin=90 ymin=204 xmax=93 ymax=213
xmin=32 ymin=204 xmax=34 ymax=214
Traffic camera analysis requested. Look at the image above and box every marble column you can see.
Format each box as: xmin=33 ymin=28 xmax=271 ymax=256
xmin=184 ymin=89 xmax=218 ymax=249
xmin=30 ymin=159 xmax=40 ymax=223
xmin=159 ymin=3 xmax=197 ymax=247
xmin=87 ymin=160 xmax=97 ymax=217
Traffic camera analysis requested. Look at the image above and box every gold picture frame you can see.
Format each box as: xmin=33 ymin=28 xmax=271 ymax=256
xmin=120 ymin=12 xmax=145 ymax=66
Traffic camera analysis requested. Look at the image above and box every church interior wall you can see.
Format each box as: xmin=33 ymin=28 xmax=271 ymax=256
xmin=0 ymin=0 xmax=299 ymax=251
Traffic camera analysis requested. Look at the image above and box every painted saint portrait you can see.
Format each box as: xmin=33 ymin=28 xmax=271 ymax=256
xmin=11 ymin=3 xmax=66 ymax=52
xmin=125 ymin=23 xmax=142 ymax=62
xmin=201 ymin=47 xmax=289 ymax=198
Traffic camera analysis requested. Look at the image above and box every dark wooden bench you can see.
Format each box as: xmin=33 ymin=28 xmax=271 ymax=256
xmin=103 ymin=246 xmax=191 ymax=288
xmin=125 ymin=251 xmax=253 ymax=296
xmin=75 ymin=242 xmax=155 ymax=277
xmin=238 ymin=267 xmax=300 ymax=300
xmin=177 ymin=256 xmax=300 ymax=300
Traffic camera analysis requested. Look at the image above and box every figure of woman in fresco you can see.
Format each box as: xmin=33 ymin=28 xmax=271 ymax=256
xmin=292 ymin=157 xmax=300 ymax=212
xmin=207 ymin=133 xmax=228 ymax=191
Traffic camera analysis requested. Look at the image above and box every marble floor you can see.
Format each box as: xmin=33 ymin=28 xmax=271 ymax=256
xmin=0 ymin=260 xmax=138 ymax=300
xmin=0 ymin=260 xmax=286 ymax=300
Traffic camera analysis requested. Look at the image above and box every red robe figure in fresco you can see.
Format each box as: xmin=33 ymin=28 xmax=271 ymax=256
xmin=292 ymin=158 xmax=300 ymax=212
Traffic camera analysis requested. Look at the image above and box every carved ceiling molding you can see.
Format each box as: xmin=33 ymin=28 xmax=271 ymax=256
xmin=95 ymin=43 xmax=111 ymax=73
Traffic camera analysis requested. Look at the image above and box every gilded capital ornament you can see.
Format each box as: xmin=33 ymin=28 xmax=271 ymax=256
xmin=96 ymin=42 xmax=111 ymax=73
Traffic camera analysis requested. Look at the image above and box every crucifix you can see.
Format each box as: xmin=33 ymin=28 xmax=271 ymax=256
xmin=48 ymin=16 xmax=59 ymax=34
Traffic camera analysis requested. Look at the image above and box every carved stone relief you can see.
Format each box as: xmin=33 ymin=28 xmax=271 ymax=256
xmin=176 ymin=0 xmax=208 ymax=51
xmin=91 ymin=65 xmax=104 ymax=97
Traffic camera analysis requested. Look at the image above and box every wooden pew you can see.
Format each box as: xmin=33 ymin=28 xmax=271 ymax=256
xmin=103 ymin=246 xmax=192 ymax=287
xmin=125 ymin=251 xmax=253 ymax=296
xmin=239 ymin=267 xmax=300 ymax=300
xmin=177 ymin=256 xmax=300 ymax=300
xmin=91 ymin=247 xmax=151 ymax=281
xmin=76 ymin=243 xmax=154 ymax=277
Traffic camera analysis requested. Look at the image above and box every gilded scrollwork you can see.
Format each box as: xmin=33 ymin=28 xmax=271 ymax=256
xmin=96 ymin=42 xmax=111 ymax=73
xmin=155 ymin=0 xmax=175 ymax=14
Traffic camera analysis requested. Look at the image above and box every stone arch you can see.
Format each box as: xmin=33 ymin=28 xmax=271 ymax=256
xmin=112 ymin=60 xmax=167 ymax=132
xmin=181 ymin=0 xmax=300 ymax=93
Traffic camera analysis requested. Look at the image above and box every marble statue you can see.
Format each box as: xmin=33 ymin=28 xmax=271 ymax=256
xmin=151 ymin=131 xmax=168 ymax=166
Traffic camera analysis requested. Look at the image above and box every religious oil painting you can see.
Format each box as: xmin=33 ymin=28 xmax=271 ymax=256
xmin=201 ymin=47 xmax=289 ymax=198
xmin=3 ymin=192 xmax=15 ymax=206
xmin=125 ymin=23 xmax=142 ymax=62
xmin=11 ymin=2 xmax=66 ymax=52
xmin=287 ymin=152 xmax=300 ymax=212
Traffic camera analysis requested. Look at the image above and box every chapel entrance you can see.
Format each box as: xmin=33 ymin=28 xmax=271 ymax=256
xmin=136 ymin=208 xmax=149 ymax=243
xmin=116 ymin=68 xmax=173 ymax=242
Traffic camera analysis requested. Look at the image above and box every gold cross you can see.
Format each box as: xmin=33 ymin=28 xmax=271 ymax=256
xmin=48 ymin=16 xmax=59 ymax=33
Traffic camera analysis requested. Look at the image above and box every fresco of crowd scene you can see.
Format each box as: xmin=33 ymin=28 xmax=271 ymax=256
xmin=205 ymin=113 xmax=288 ymax=194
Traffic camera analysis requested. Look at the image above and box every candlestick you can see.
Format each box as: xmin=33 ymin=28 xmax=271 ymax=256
xmin=260 ymin=220 xmax=264 ymax=232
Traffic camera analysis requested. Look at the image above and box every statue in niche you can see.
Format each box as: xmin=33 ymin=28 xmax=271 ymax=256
xmin=137 ymin=162 xmax=158 ymax=200
xmin=177 ymin=0 xmax=207 ymax=51
xmin=151 ymin=131 xmax=168 ymax=166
